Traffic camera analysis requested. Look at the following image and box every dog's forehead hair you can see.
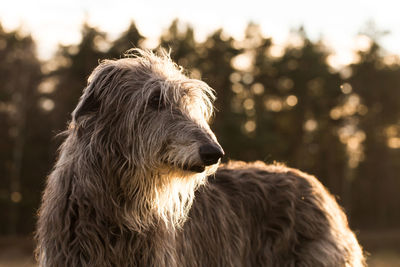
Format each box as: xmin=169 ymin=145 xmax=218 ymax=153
xmin=118 ymin=50 xmax=216 ymax=119
xmin=140 ymin=79 xmax=214 ymax=122
xmin=86 ymin=49 xmax=216 ymax=121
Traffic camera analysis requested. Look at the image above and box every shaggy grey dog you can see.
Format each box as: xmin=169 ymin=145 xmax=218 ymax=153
xmin=35 ymin=49 xmax=365 ymax=266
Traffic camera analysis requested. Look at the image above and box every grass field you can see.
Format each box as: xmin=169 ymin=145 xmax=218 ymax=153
xmin=1 ymin=231 xmax=399 ymax=266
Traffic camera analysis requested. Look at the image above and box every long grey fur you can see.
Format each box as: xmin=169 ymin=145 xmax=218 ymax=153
xmin=35 ymin=49 xmax=365 ymax=267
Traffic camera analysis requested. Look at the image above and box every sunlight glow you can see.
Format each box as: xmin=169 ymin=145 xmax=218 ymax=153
xmin=229 ymin=72 xmax=241 ymax=83
xmin=242 ymin=73 xmax=254 ymax=84
xmin=338 ymin=126 xmax=366 ymax=168
xmin=243 ymin=98 xmax=255 ymax=111
xmin=327 ymin=52 xmax=359 ymax=69
xmin=231 ymin=53 xmax=252 ymax=71
xmin=355 ymin=34 xmax=372 ymax=52
xmin=39 ymin=98 xmax=55 ymax=112
xmin=385 ymin=125 xmax=400 ymax=149
xmin=251 ymin=83 xmax=265 ymax=95
xmin=340 ymin=83 xmax=353 ymax=94
xmin=330 ymin=108 xmax=341 ymax=120
xmin=304 ymin=119 xmax=318 ymax=132
xmin=388 ymin=137 xmax=400 ymax=149
xmin=264 ymin=98 xmax=283 ymax=112
xmin=1 ymin=0 xmax=400 ymax=63
xmin=38 ymin=78 xmax=57 ymax=94
xmin=231 ymin=83 xmax=244 ymax=94
xmin=286 ymin=95 xmax=298 ymax=107
xmin=330 ymin=93 xmax=366 ymax=120
xmin=244 ymin=120 xmax=256 ymax=133
xmin=11 ymin=191 xmax=22 ymax=203
xmin=268 ymin=45 xmax=285 ymax=58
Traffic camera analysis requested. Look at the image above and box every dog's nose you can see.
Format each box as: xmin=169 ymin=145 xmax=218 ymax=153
xmin=199 ymin=144 xmax=225 ymax=166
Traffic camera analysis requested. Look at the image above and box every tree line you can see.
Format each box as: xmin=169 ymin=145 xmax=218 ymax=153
xmin=1 ymin=19 xmax=399 ymax=235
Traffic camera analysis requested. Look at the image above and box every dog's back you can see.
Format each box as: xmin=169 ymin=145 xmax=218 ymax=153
xmin=179 ymin=161 xmax=365 ymax=267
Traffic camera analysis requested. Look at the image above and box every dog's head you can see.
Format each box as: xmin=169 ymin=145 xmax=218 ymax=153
xmin=72 ymin=49 xmax=224 ymax=177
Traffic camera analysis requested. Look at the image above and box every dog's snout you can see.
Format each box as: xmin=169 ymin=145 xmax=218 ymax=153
xmin=199 ymin=144 xmax=224 ymax=166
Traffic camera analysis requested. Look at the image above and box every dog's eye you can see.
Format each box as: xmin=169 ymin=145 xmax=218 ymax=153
xmin=149 ymin=92 xmax=164 ymax=109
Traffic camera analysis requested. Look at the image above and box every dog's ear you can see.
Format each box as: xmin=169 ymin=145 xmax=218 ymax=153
xmin=72 ymin=63 xmax=116 ymax=121
xmin=72 ymin=85 xmax=99 ymax=121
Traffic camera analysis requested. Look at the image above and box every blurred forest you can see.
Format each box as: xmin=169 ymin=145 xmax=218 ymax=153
xmin=1 ymin=19 xmax=400 ymax=241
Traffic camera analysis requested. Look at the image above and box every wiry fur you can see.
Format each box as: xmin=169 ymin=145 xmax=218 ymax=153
xmin=35 ymin=49 xmax=365 ymax=266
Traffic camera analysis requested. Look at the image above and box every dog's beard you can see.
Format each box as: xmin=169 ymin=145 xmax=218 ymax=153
xmin=151 ymin=169 xmax=208 ymax=228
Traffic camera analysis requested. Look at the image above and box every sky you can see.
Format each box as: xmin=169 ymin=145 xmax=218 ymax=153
xmin=1 ymin=0 xmax=400 ymax=65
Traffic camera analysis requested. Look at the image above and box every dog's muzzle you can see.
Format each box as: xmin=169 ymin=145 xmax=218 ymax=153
xmin=199 ymin=143 xmax=224 ymax=166
xmin=182 ymin=143 xmax=224 ymax=173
